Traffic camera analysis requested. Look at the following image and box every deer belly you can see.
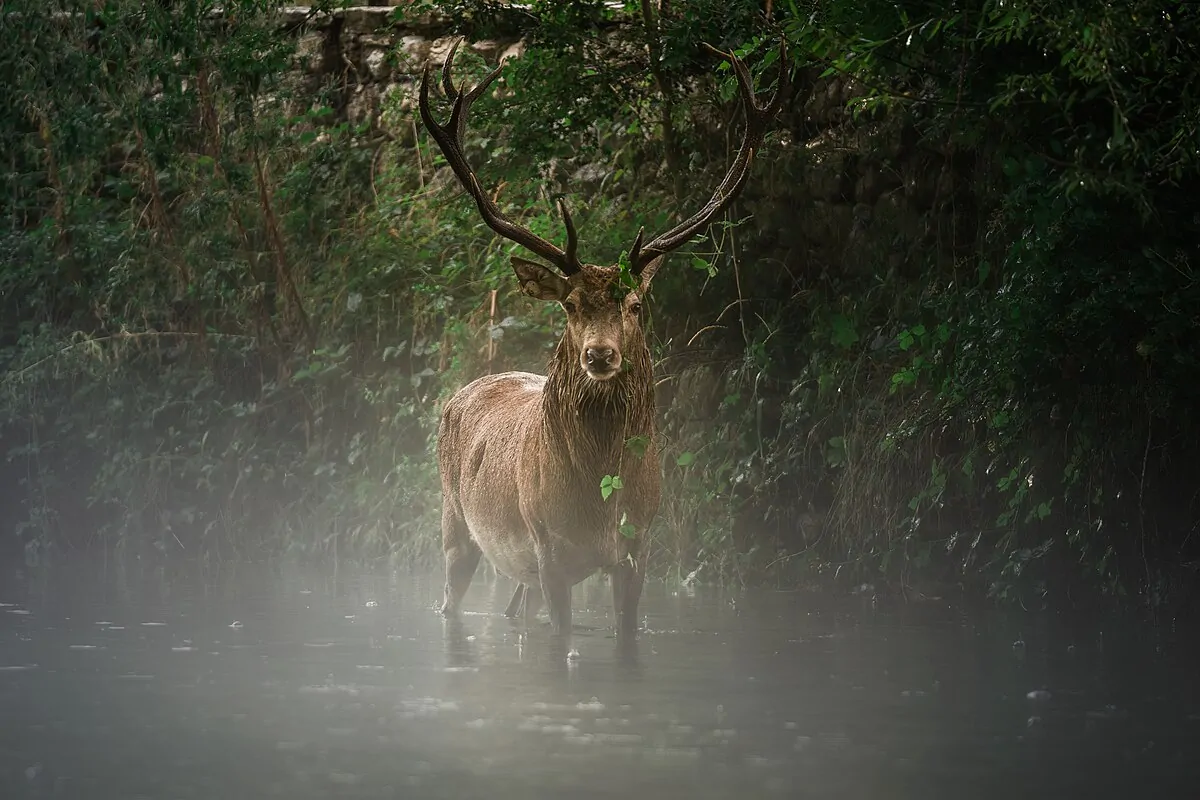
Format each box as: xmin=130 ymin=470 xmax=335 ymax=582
xmin=553 ymin=538 xmax=618 ymax=586
xmin=463 ymin=514 xmax=540 ymax=584
xmin=462 ymin=511 xmax=613 ymax=586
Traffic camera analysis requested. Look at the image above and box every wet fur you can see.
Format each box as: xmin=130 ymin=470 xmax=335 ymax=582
xmin=436 ymin=263 xmax=661 ymax=637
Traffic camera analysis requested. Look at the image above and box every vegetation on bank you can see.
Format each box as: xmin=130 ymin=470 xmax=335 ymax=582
xmin=1 ymin=0 xmax=1197 ymax=608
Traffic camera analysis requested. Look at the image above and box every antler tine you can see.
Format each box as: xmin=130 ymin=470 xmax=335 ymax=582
xmin=440 ymin=38 xmax=463 ymax=101
xmin=628 ymin=227 xmax=645 ymax=268
xmin=630 ymin=38 xmax=790 ymax=275
xmin=418 ymin=42 xmax=582 ymax=276
xmin=556 ymin=198 xmax=582 ymax=274
xmin=443 ymin=38 xmax=505 ymax=145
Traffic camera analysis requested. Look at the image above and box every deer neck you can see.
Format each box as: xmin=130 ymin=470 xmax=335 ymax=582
xmin=541 ymin=341 xmax=655 ymax=472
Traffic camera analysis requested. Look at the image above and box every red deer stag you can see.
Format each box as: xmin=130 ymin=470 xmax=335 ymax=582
xmin=421 ymin=38 xmax=787 ymax=638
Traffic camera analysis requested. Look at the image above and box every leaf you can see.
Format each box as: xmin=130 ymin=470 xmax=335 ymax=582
xmin=600 ymin=474 xmax=623 ymax=500
xmin=890 ymin=369 xmax=916 ymax=392
xmin=676 ymin=451 xmax=694 ymax=467
xmin=830 ymin=314 xmax=860 ymax=349
xmin=625 ymin=434 xmax=650 ymax=458
xmin=619 ymin=512 xmax=637 ymax=539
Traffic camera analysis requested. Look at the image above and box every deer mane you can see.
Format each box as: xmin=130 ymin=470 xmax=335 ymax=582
xmin=541 ymin=335 xmax=656 ymax=469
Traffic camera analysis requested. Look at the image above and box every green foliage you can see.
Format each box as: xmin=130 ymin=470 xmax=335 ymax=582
xmin=2 ymin=0 xmax=1198 ymax=611
xmin=754 ymin=0 xmax=1200 ymax=603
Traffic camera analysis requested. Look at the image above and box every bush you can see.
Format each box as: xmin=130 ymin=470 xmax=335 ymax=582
xmin=2 ymin=0 xmax=1198 ymax=609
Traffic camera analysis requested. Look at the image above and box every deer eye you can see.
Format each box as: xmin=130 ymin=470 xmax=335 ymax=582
xmin=629 ymin=302 xmax=643 ymax=315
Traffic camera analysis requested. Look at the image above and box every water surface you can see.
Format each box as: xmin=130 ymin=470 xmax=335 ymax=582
xmin=1 ymin=559 xmax=1197 ymax=798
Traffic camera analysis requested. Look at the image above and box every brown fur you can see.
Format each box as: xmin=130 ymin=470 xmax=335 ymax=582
xmin=437 ymin=260 xmax=662 ymax=636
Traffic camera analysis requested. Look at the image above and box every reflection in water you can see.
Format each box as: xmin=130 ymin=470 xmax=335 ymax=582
xmin=0 ymin=557 xmax=1198 ymax=799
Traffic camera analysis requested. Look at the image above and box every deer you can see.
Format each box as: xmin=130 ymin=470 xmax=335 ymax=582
xmin=419 ymin=37 xmax=788 ymax=639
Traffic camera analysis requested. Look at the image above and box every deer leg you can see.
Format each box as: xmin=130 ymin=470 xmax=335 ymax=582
xmin=504 ymin=583 xmax=545 ymax=622
xmin=503 ymin=584 xmax=526 ymax=618
xmin=523 ymin=584 xmax=543 ymax=623
xmin=540 ymin=575 xmax=570 ymax=636
xmin=611 ymin=559 xmax=644 ymax=638
xmin=439 ymin=506 xmax=480 ymax=616
xmin=536 ymin=553 xmax=571 ymax=636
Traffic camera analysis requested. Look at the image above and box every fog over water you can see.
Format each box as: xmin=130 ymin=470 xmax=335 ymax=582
xmin=2 ymin=558 xmax=1198 ymax=798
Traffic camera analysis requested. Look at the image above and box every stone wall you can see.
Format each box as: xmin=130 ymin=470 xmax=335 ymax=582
xmin=278 ymin=6 xmax=517 ymax=131
xmin=273 ymin=5 xmax=559 ymax=134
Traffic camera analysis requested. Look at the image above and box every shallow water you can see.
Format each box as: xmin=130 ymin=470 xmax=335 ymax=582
xmin=1 ymin=558 xmax=1198 ymax=799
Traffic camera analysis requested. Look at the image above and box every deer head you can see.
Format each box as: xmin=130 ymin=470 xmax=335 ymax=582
xmin=418 ymin=38 xmax=789 ymax=384
xmin=509 ymin=254 xmax=648 ymax=381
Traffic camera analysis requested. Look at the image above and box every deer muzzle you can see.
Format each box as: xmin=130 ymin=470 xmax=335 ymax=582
xmin=582 ymin=345 xmax=621 ymax=379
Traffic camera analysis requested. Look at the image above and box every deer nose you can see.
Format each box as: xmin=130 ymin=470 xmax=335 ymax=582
xmin=585 ymin=347 xmax=615 ymax=366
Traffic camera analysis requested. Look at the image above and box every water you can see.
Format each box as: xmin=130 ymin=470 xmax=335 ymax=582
xmin=1 ymin=559 xmax=1198 ymax=799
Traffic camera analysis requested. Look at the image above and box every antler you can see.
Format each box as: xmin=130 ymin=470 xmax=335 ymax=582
xmin=418 ymin=39 xmax=583 ymax=276
xmin=629 ymin=39 xmax=790 ymax=276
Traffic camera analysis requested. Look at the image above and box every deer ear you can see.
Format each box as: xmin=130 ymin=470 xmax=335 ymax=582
xmin=512 ymin=257 xmax=570 ymax=302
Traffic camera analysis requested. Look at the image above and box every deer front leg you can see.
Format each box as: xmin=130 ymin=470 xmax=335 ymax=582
xmin=611 ymin=558 xmax=644 ymax=637
xmin=523 ymin=584 xmax=543 ymax=623
xmin=439 ymin=504 xmax=481 ymax=616
xmin=536 ymin=549 xmax=571 ymax=636
xmin=540 ymin=575 xmax=571 ymax=636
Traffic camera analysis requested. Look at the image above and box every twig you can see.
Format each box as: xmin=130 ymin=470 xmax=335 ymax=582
xmin=486 ymin=288 xmax=498 ymax=371
xmin=728 ymin=219 xmax=749 ymax=347
xmin=251 ymin=143 xmax=315 ymax=349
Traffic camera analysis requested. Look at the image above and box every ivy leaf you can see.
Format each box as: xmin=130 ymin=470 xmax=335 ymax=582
xmin=612 ymin=251 xmax=638 ymax=299
xmin=625 ymin=434 xmax=650 ymax=458
xmin=619 ymin=512 xmax=637 ymax=539
xmin=600 ymin=474 xmax=623 ymax=500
